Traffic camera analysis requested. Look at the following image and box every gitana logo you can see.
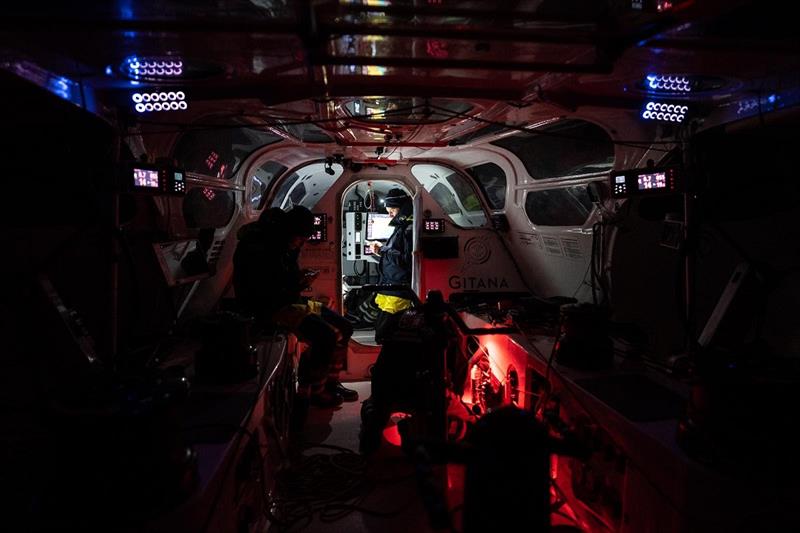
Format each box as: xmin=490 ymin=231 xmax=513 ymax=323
xmin=463 ymin=237 xmax=491 ymax=265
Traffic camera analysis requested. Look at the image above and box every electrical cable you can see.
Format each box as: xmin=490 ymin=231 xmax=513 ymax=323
xmin=543 ymin=368 xmax=689 ymax=519
xmin=525 ymin=286 xmax=696 ymax=522
xmin=536 ymin=335 xmax=560 ymax=416
xmin=268 ymin=442 xmax=416 ymax=532
xmin=589 ymin=221 xmax=609 ymax=306
xmin=548 ymin=482 xmax=586 ymax=531
xmin=570 ymin=258 xmax=593 ymax=300
xmin=353 ymin=259 xmax=367 ymax=277
xmin=590 ymin=221 xmax=599 ymax=305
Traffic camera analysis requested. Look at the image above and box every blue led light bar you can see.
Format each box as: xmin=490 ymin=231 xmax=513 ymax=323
xmin=123 ymin=56 xmax=184 ymax=80
xmin=641 ymin=101 xmax=688 ymax=123
xmin=646 ymin=74 xmax=692 ymax=93
xmin=131 ymin=90 xmax=187 ymax=113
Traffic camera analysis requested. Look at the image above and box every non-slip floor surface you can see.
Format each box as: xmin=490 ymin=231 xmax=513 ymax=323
xmin=267 ymin=381 xmax=446 ymax=533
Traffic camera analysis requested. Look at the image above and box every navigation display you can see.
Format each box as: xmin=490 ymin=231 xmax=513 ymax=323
xmin=366 ymin=213 xmax=393 ymax=240
xmin=637 ymin=171 xmax=668 ymax=190
xmin=610 ymin=167 xmax=679 ymax=198
xmin=134 ymin=167 xmax=160 ymax=189
xmin=128 ymin=165 xmax=187 ymax=195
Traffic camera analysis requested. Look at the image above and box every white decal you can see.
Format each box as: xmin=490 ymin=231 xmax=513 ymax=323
xmin=560 ymin=238 xmax=582 ymax=260
xmin=542 ymin=235 xmax=563 ymax=256
xmin=449 ymin=276 xmax=510 ymax=290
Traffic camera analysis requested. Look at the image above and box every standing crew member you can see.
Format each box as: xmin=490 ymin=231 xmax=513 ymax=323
xmin=367 ymin=187 xmax=414 ymax=344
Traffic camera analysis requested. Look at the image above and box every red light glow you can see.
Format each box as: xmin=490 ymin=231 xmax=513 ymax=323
xmin=381 ymin=412 xmax=409 ymax=447
xmin=481 ymin=337 xmax=512 ymax=378
xmin=426 ymin=40 xmax=449 ymax=59
xmin=205 ymin=151 xmax=219 ymax=170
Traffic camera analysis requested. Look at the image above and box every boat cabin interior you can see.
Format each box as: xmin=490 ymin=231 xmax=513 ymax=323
xmin=2 ymin=1 xmax=799 ymax=531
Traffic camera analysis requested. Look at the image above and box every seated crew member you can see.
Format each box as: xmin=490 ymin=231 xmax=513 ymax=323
xmin=366 ymin=187 xmax=414 ymax=344
xmin=233 ymin=206 xmax=356 ymax=407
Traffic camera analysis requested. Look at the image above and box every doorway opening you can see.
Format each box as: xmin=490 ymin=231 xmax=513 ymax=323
xmin=340 ymin=180 xmax=412 ymax=346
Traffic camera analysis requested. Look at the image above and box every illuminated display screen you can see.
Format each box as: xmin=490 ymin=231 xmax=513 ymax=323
xmin=134 ymin=168 xmax=160 ymax=188
xmin=307 ymin=213 xmax=327 ymax=243
xmin=366 ymin=213 xmax=393 ymax=240
xmin=637 ymin=171 xmax=667 ymax=190
xmin=423 ymin=219 xmax=445 ymax=233
xmin=611 ymin=167 xmax=678 ymax=198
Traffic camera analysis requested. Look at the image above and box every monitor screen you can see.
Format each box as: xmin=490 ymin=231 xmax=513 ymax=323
xmin=366 ymin=213 xmax=394 ymax=240
xmin=637 ymin=171 xmax=667 ymax=190
xmin=133 ymin=167 xmax=160 ymax=189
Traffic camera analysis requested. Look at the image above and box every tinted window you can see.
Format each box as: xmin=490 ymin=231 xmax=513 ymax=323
xmin=182 ymin=187 xmax=236 ymax=228
xmin=492 ymin=119 xmax=614 ymax=180
xmin=524 ymin=185 xmax=594 ymax=227
xmin=276 ymin=122 xmax=334 ymax=143
xmin=466 ymin=162 xmax=506 ymax=210
xmin=271 ymin=162 xmax=343 ymax=210
xmin=288 ymin=182 xmax=307 ymax=206
xmin=270 ymin=173 xmax=300 ymax=209
xmin=173 ymin=121 xmax=282 ymax=180
xmin=249 ymin=160 xmax=287 ymax=211
xmin=430 ymin=183 xmax=460 ymax=215
xmin=411 ymin=164 xmax=487 ymax=228
xmin=448 ymin=123 xmax=511 ymax=146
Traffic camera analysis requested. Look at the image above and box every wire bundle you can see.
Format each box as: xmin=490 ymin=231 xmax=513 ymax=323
xmin=269 ymin=444 xmax=413 ymax=531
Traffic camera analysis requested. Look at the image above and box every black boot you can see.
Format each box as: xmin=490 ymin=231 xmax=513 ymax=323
xmin=308 ymin=383 xmax=343 ymax=408
xmin=327 ymin=380 xmax=359 ymax=402
xmin=359 ymin=398 xmax=387 ymax=454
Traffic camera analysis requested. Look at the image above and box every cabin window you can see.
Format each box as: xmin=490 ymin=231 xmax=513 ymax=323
xmin=524 ymin=185 xmax=594 ymax=227
xmin=274 ymin=122 xmax=335 ymax=143
xmin=249 ymin=160 xmax=287 ymax=211
xmin=491 ymin=119 xmax=614 ymax=180
xmin=173 ymin=120 xmax=282 ymax=180
xmin=270 ymin=161 xmax=343 ymax=210
xmin=288 ymin=183 xmax=307 ymax=206
xmin=430 ymin=183 xmax=460 ymax=214
xmin=448 ymin=123 xmax=512 ymax=146
xmin=182 ymin=187 xmax=236 ymax=228
xmin=411 ymin=164 xmax=487 ymax=228
xmin=466 ymin=162 xmax=506 ymax=210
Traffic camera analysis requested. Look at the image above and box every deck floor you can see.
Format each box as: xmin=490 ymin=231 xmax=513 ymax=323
xmin=267 ymin=381 xmax=445 ymax=533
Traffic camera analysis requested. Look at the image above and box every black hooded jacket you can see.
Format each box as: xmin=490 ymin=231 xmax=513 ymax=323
xmin=377 ymin=201 xmax=413 ymax=296
xmin=233 ymin=208 xmax=302 ymax=322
